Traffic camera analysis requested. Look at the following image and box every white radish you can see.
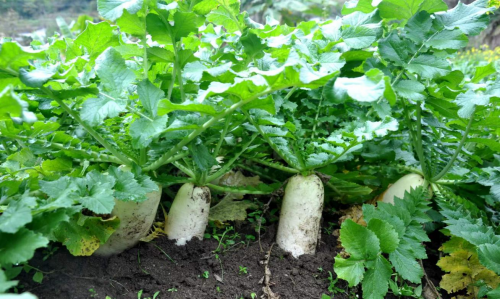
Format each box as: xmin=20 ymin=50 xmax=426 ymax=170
xmin=276 ymin=174 xmax=324 ymax=258
xmin=380 ymin=173 xmax=426 ymax=204
xmin=94 ymin=187 xmax=162 ymax=256
xmin=164 ymin=183 xmax=211 ymax=246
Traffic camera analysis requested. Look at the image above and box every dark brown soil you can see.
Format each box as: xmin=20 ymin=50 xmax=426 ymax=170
xmin=19 ymin=223 xmax=353 ymax=299
xmin=18 ymin=220 xmax=447 ymax=299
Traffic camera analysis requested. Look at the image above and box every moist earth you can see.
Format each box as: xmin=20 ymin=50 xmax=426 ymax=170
xmin=18 ymin=223 xmax=444 ymax=299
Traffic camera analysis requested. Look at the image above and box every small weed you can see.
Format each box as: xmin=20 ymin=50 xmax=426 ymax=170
xmin=167 ymin=287 xmax=178 ymax=292
xmin=239 ymin=266 xmax=248 ymax=275
xmin=216 ymin=286 xmax=221 ymax=293
xmin=323 ymin=222 xmax=338 ymax=235
xmin=202 ymin=271 xmax=210 ymax=279
xmin=389 ymin=278 xmax=423 ymax=298
xmin=42 ymin=244 xmax=59 ymax=261
xmin=327 ymin=271 xmax=345 ymax=295
xmin=317 ymin=267 xmax=323 ymax=273
xmin=89 ymin=288 xmax=97 ymax=298
xmin=251 ymin=293 xmax=257 ymax=299
xmin=137 ymin=249 xmax=149 ymax=275
xmin=137 ymin=290 xmax=160 ymax=299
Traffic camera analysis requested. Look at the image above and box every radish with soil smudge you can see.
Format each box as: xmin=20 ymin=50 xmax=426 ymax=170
xmin=164 ymin=183 xmax=211 ymax=245
xmin=276 ymin=174 xmax=324 ymax=257
xmin=95 ymin=187 xmax=163 ymax=256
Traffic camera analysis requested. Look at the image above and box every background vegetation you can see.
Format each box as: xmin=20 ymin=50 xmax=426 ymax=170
xmin=1 ymin=0 xmax=499 ymax=49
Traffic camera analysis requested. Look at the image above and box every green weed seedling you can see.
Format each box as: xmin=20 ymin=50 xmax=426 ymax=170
xmin=202 ymin=271 xmax=210 ymax=279
xmin=389 ymin=279 xmax=423 ymax=298
xmin=327 ymin=272 xmax=345 ymax=295
xmin=137 ymin=290 xmax=160 ymax=299
xmin=239 ymin=266 xmax=248 ymax=275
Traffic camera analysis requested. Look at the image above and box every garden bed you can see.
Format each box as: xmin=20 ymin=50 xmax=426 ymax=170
xmin=19 ymin=221 xmax=445 ymax=299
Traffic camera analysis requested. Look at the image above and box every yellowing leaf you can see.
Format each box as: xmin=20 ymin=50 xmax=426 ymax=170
xmin=438 ymin=237 xmax=500 ymax=296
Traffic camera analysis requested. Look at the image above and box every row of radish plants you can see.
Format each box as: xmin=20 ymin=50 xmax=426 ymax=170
xmin=1 ymin=0 xmax=500 ymax=298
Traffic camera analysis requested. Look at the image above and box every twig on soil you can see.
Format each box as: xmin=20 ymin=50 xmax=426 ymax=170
xmin=419 ymin=260 xmax=441 ymax=299
xmin=108 ymin=278 xmax=130 ymax=293
xmin=258 ymin=196 xmax=275 ymax=253
xmin=261 ymin=243 xmax=279 ymax=299
xmin=152 ymin=243 xmax=177 ymax=264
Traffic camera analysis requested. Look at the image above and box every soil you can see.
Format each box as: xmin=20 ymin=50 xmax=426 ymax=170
xmin=18 ymin=222 xmax=444 ymax=299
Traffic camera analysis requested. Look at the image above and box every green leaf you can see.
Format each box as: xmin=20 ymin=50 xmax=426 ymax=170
xmin=240 ymin=31 xmax=266 ymax=58
xmin=472 ymin=63 xmax=497 ymax=83
xmin=434 ymin=0 xmax=493 ymax=36
xmin=418 ymin=0 xmax=448 ymax=14
xmin=405 ymin=11 xmax=433 ymax=44
xmin=367 ymin=219 xmax=400 ymax=253
xmin=74 ymin=21 xmax=120 ymax=59
xmin=0 ymin=42 xmax=45 ymax=71
xmin=53 ymin=214 xmax=120 ymax=256
xmin=19 ymin=65 xmax=58 ymax=88
xmin=334 ymin=68 xmax=387 ymax=102
xmin=378 ymin=0 xmax=447 ymax=20
xmin=389 ymin=248 xmax=423 ymax=283
xmin=80 ymin=97 xmax=127 ymax=126
xmin=0 ymin=87 xmax=27 ymax=120
xmin=0 ymin=268 xmax=18 ymax=293
xmin=199 ymin=76 xmax=269 ymax=102
xmin=107 ymin=166 xmax=158 ymax=202
xmin=469 ymin=138 xmax=500 ymax=152
xmin=116 ymin=10 xmax=145 ymax=36
xmin=193 ymin=0 xmax=218 ymax=15
xmin=488 ymin=287 xmax=500 ymax=298
xmin=0 ymin=201 xmax=32 ymax=234
xmin=98 ymin=0 xmax=144 ymax=21
xmin=394 ymin=80 xmax=426 ymax=101
xmin=129 ymin=115 xmax=168 ymax=149
xmin=32 ymin=271 xmax=43 ymax=283
xmin=147 ymin=47 xmax=175 ymax=63
xmin=342 ymin=0 xmax=376 ymax=15
xmin=41 ymin=157 xmax=73 ymax=173
xmin=137 ymin=79 xmax=164 ymax=118
xmin=454 ymin=90 xmax=489 ymax=119
xmin=207 ymin=1 xmax=243 ymax=33
xmin=190 ymin=141 xmax=218 ymax=172
xmin=340 ymin=219 xmax=380 ymax=260
xmin=478 ymin=244 xmax=500 ymax=275
xmin=334 ymin=256 xmax=365 ymax=287
xmin=171 ymin=11 xmax=205 ymax=41
xmin=342 ymin=26 xmax=378 ymax=49
xmin=95 ymin=47 xmax=136 ymax=99
xmin=39 ymin=177 xmax=79 ymax=210
xmin=362 ymin=256 xmax=392 ymax=299
xmin=79 ymin=171 xmax=116 ymax=214
xmin=378 ymin=32 xmax=409 ymax=66
xmin=29 ymin=209 xmax=71 ymax=238
xmin=243 ymin=95 xmax=276 ymax=115
xmin=183 ymin=61 xmax=232 ymax=82
xmin=406 ymin=55 xmax=450 ymax=79
xmin=147 ymin=11 xmax=204 ymax=44
xmin=425 ymin=29 xmax=468 ymax=50
xmin=327 ymin=177 xmax=373 ymax=202
xmin=158 ymin=100 xmax=217 ymax=115
xmin=0 ymin=229 xmax=49 ymax=265
xmin=353 ymin=117 xmax=399 ymax=141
